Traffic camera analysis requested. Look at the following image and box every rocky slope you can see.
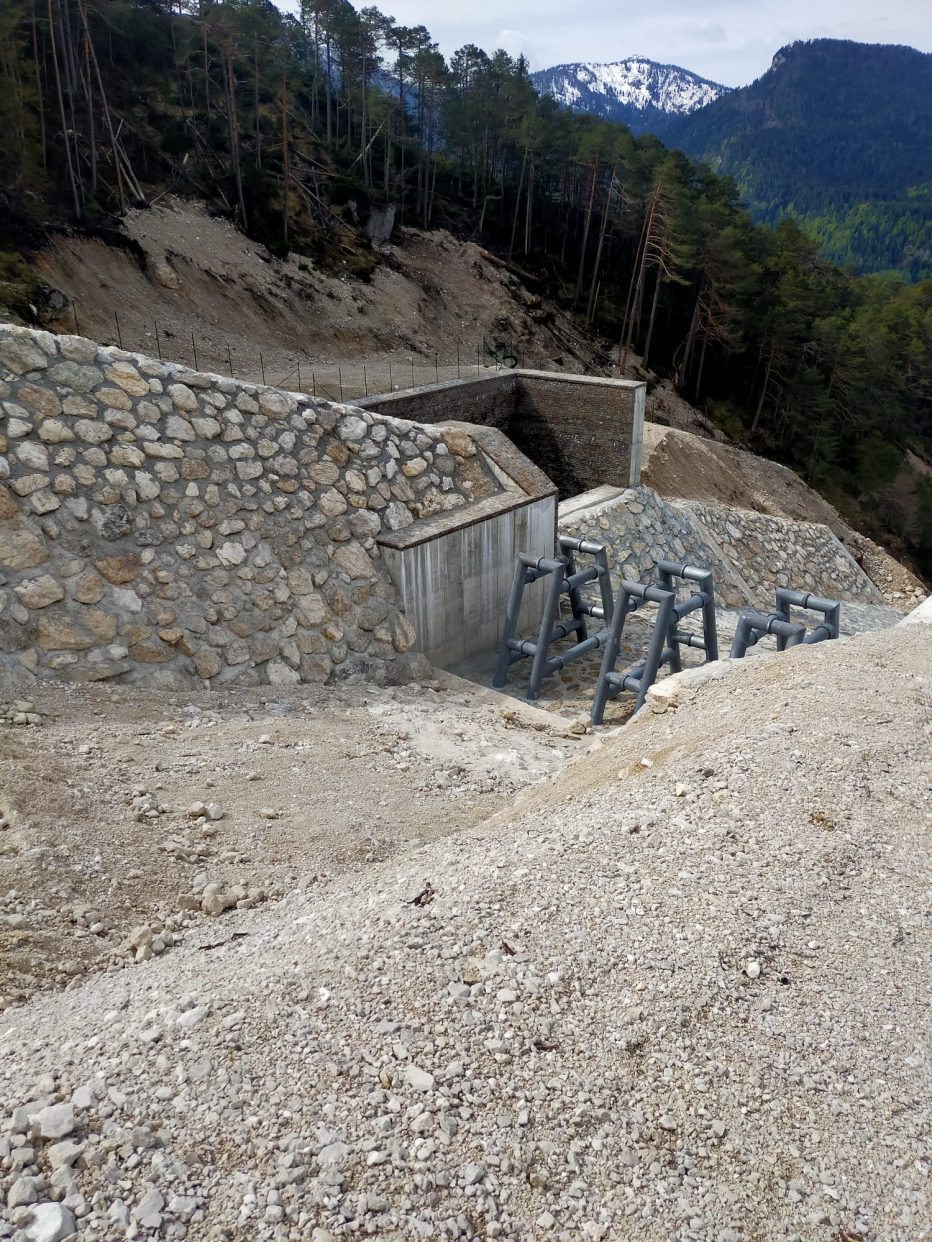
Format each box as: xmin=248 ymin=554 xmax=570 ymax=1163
xmin=28 ymin=199 xmax=609 ymax=397
xmin=1 ymin=621 xmax=930 ymax=1240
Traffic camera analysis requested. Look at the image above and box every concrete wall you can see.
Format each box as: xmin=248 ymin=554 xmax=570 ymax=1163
xmin=0 ymin=325 xmax=554 ymax=689
xmin=380 ymin=493 xmax=556 ymax=668
xmin=377 ymin=423 xmax=557 ymax=668
xmin=358 ymin=371 xmax=646 ymax=500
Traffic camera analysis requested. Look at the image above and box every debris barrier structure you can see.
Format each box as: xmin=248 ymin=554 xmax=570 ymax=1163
xmin=591 ymin=562 xmax=719 ymax=723
xmin=494 ymin=536 xmax=614 ymax=701
xmin=730 ymin=589 xmax=842 ymax=659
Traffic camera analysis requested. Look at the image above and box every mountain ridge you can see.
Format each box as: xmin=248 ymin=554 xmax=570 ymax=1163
xmin=530 ymin=56 xmax=731 ymax=136
xmin=664 ymin=38 xmax=932 ymax=278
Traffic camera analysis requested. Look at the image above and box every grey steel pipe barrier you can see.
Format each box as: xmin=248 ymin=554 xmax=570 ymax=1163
xmin=730 ymin=588 xmax=841 ymax=659
xmin=493 ymin=536 xmax=614 ymax=701
xmin=591 ymin=562 xmax=719 ymax=724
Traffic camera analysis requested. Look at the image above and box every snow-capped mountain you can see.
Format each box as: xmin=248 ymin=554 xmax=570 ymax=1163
xmin=531 ymin=57 xmax=731 ymax=137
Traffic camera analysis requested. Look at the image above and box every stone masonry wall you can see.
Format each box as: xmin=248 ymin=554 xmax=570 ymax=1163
xmin=560 ymin=486 xmax=754 ymax=609
xmin=359 ymin=372 xmax=645 ymax=501
xmin=677 ymin=500 xmax=884 ymax=606
xmin=0 ymin=325 xmax=505 ymax=688
xmin=559 ymin=486 xmax=884 ymax=612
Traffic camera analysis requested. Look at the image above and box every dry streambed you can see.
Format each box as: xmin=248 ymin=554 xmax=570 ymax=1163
xmin=0 ymin=675 xmax=586 ymax=1006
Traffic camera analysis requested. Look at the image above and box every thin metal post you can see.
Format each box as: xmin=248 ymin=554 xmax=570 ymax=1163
xmin=389 ymin=361 xmax=393 ymax=390
xmin=260 ymin=351 xmax=266 ymax=384
xmin=297 ymin=362 xmax=302 ymax=390
xmin=636 ymin=593 xmax=675 ymax=710
xmin=312 ymin=371 xmax=317 ymax=397
xmin=527 ymin=560 xmax=568 ymax=701
xmin=411 ymin=357 xmax=415 ymax=387
xmin=592 ymin=585 xmax=637 ymax=726
xmin=494 ymin=561 xmax=533 ymax=688
xmin=227 ymin=344 xmax=234 ymax=377
xmin=114 ymin=311 xmax=123 ymax=349
xmin=457 ymin=345 xmax=461 ymax=378
xmin=154 ymin=320 xmax=162 ymax=360
xmin=364 ymin=365 xmax=368 ymax=396
xmin=435 ymin=353 xmax=439 ymax=383
xmin=191 ymin=333 xmax=199 ymax=370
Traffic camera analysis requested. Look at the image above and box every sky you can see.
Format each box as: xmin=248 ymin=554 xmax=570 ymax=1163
xmin=320 ymin=0 xmax=932 ymax=87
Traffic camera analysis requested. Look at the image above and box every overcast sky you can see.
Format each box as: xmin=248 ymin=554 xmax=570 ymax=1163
xmin=328 ymin=0 xmax=931 ymax=87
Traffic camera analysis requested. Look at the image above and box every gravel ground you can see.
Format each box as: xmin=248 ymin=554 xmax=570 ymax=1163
xmin=0 ymin=676 xmax=586 ymax=1007
xmin=1 ymin=624 xmax=930 ymax=1242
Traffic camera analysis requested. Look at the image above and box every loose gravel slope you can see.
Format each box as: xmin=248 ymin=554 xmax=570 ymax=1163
xmin=1 ymin=625 xmax=930 ymax=1242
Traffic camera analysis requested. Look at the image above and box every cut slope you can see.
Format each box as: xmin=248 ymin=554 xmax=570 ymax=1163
xmin=642 ymin=422 xmax=929 ymax=603
xmin=32 ymin=197 xmax=609 ymax=390
xmin=2 ymin=624 xmax=930 ymax=1239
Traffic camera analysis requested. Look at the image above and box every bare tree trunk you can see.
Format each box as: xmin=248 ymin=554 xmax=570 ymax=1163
xmin=203 ymin=24 xmax=209 ymax=117
xmin=695 ymin=334 xmax=708 ymax=399
xmin=574 ymin=158 xmax=598 ymax=304
xmin=281 ymin=40 xmax=290 ymax=246
xmin=586 ymin=162 xmax=616 ymax=324
xmin=78 ymin=0 xmax=125 ymax=212
xmin=620 ymin=206 xmax=651 ymax=371
xmin=31 ymin=0 xmax=47 ymax=167
xmin=325 ymin=34 xmax=332 ymax=147
xmin=82 ymin=26 xmax=97 ymax=195
xmin=751 ymin=340 xmax=776 ymax=434
xmin=223 ymin=34 xmax=248 ymax=228
xmin=48 ymin=0 xmax=81 ymax=217
xmin=508 ymin=147 xmax=528 ymax=260
xmin=253 ymin=37 xmax=261 ymax=168
xmin=677 ymin=296 xmax=700 ymax=389
xmin=642 ymin=266 xmax=663 ymax=369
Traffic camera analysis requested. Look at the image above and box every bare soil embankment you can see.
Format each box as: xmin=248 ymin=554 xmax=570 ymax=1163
xmin=33 ymin=198 xmax=608 ymax=391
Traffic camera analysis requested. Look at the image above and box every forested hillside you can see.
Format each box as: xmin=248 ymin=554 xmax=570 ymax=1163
xmin=665 ymin=39 xmax=932 ymax=281
xmin=0 ymin=1 xmax=930 ymax=571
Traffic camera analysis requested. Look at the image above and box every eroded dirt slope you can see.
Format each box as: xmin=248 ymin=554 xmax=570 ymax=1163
xmin=34 ymin=198 xmax=608 ymax=388
xmin=642 ymin=422 xmax=928 ymax=601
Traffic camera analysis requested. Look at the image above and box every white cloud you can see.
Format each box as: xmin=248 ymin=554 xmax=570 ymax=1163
xmin=334 ymin=0 xmax=931 ymax=85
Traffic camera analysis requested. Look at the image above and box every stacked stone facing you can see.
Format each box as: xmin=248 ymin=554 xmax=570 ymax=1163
xmin=559 ymin=485 xmax=886 ymax=611
xmin=0 ymin=325 xmax=501 ymax=688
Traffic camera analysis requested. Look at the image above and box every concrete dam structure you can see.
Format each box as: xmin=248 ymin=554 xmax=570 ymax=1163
xmin=0 ymin=322 xmax=890 ymax=690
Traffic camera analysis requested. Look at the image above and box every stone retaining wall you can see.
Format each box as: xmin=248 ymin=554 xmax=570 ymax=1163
xmin=0 ymin=325 xmax=509 ymax=688
xmin=559 ymin=486 xmax=754 ymax=609
xmin=559 ymin=486 xmax=884 ymax=610
xmin=676 ymin=500 xmax=885 ymax=606
xmin=358 ymin=371 xmax=646 ymax=500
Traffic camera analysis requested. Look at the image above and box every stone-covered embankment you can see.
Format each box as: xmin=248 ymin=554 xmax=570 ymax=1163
xmin=0 ymin=325 xmax=502 ymax=688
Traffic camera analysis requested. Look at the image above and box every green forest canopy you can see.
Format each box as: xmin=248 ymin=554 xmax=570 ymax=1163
xmin=1 ymin=0 xmax=930 ymax=572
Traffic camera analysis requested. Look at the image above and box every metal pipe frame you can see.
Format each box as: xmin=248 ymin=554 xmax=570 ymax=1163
xmin=729 ymin=611 xmax=806 ymax=659
xmin=774 ymin=588 xmax=841 ymax=643
xmin=592 ymin=580 xmax=676 ymax=723
xmin=591 ymin=562 xmax=719 ymax=725
xmin=493 ymin=539 xmax=614 ymax=701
